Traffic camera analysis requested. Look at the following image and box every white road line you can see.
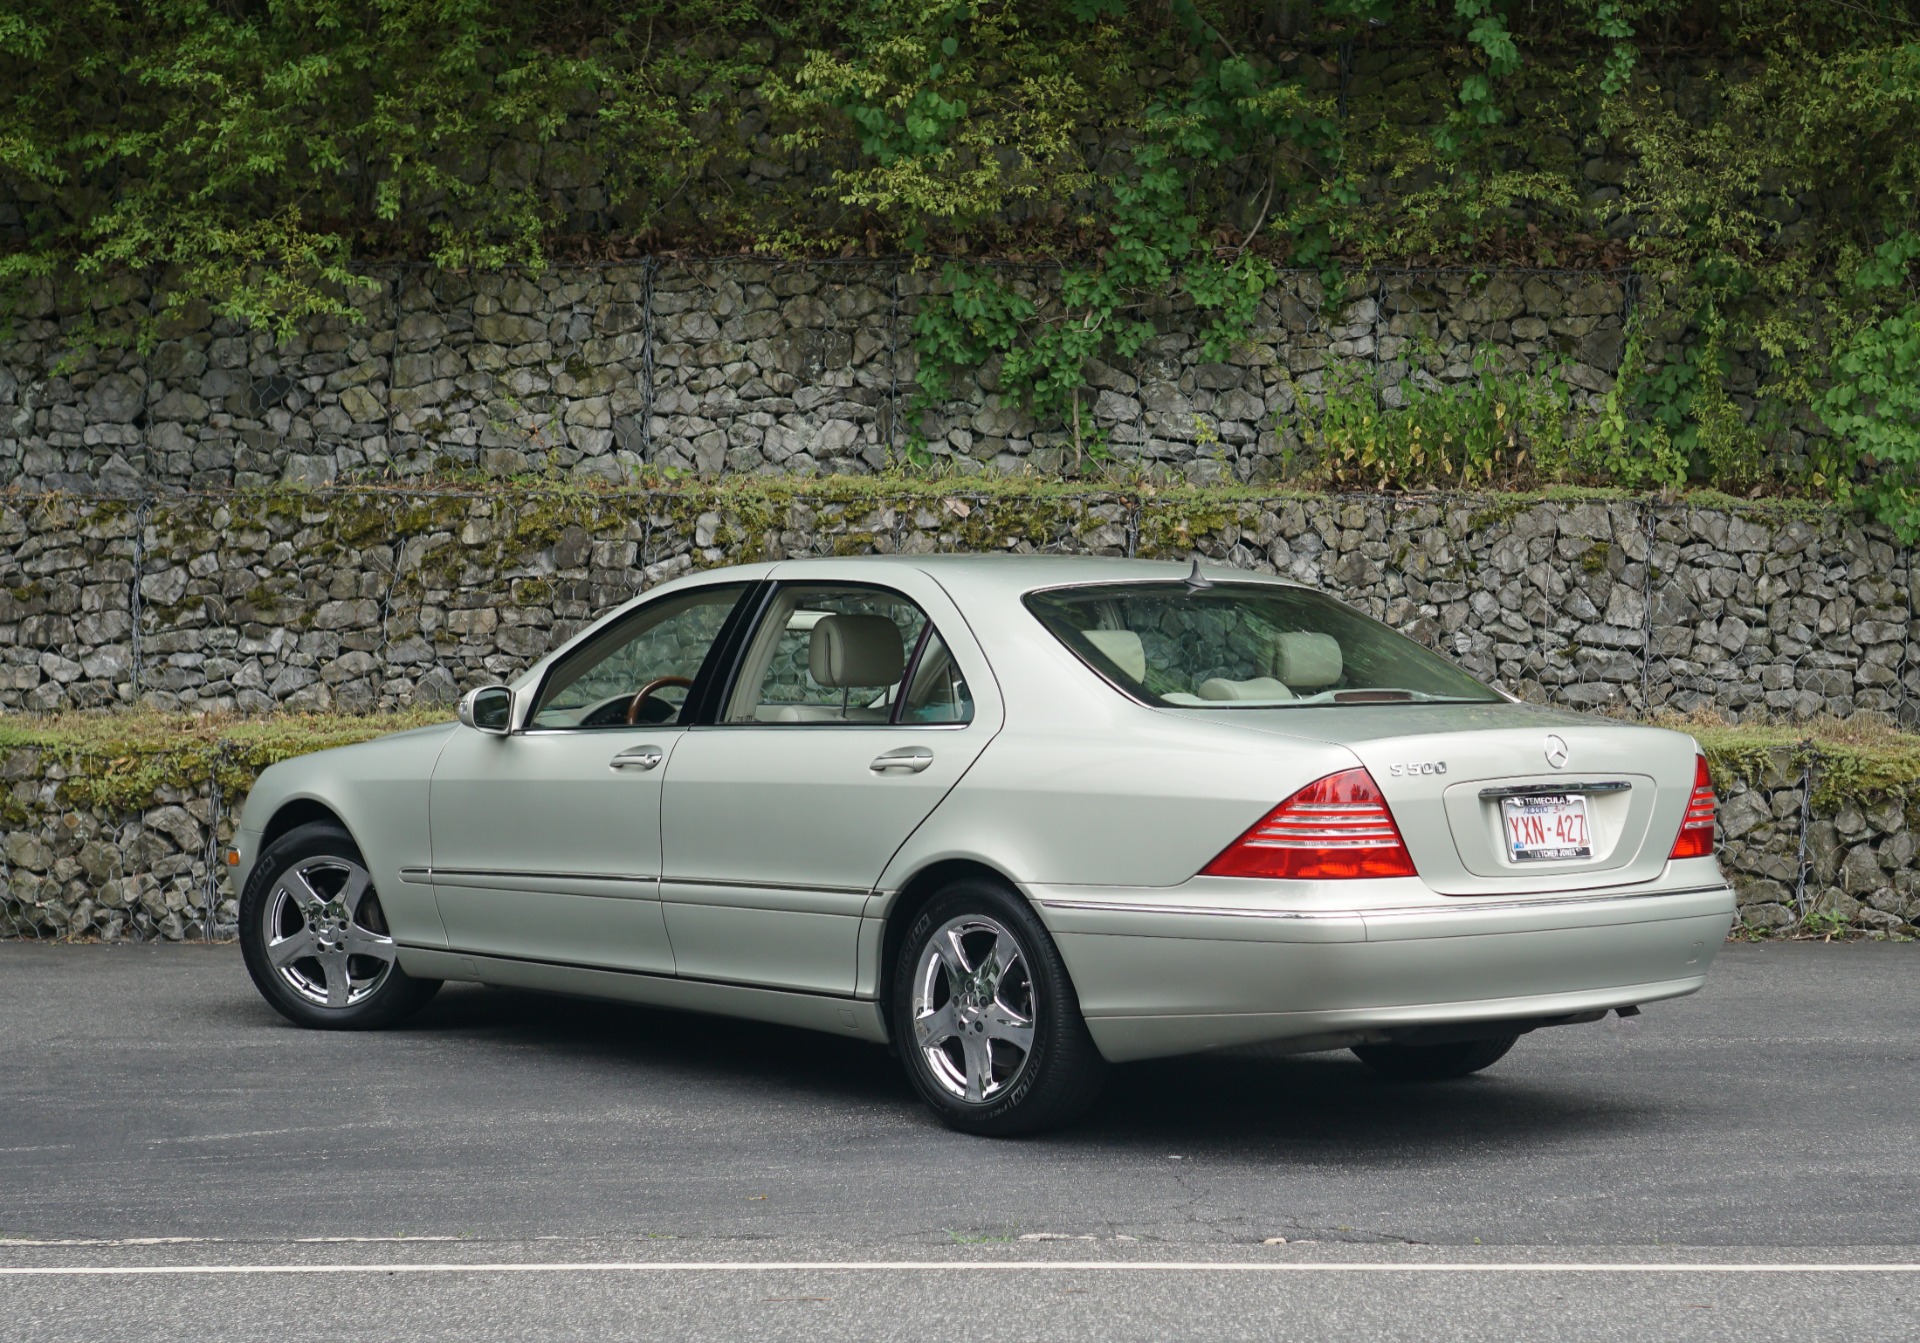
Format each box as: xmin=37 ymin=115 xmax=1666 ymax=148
xmin=0 ymin=1239 xmax=213 ymax=1248
xmin=2 ymin=1262 xmax=1917 ymax=1277
xmin=0 ymin=1237 xmax=467 ymax=1249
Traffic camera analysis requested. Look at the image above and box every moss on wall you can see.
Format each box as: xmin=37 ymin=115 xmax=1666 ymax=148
xmin=6 ymin=708 xmax=1919 ymax=820
xmin=0 ymin=709 xmax=451 ymax=812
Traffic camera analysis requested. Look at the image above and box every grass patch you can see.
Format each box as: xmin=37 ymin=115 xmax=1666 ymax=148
xmin=10 ymin=473 xmax=1884 ymax=519
xmin=0 ymin=708 xmax=452 ymax=812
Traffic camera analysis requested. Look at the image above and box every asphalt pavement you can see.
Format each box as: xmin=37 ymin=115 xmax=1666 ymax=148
xmin=2 ymin=940 xmax=1916 ymax=1340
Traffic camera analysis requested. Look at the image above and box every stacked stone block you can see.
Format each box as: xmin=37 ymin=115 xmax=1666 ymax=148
xmin=0 ymin=490 xmax=1914 ymax=726
xmin=1 ymin=748 xmax=236 ymax=942
xmin=5 ymin=263 xmax=1648 ymax=491
xmin=1715 ymin=763 xmax=1919 ymax=937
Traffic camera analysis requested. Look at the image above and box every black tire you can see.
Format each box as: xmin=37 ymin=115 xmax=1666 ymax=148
xmin=239 ymin=821 xmax=440 ymax=1031
xmin=892 ymin=878 xmax=1107 ymax=1136
xmin=1351 ymin=1033 xmax=1520 ymax=1080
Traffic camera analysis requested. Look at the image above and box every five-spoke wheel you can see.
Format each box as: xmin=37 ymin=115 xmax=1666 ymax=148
xmin=893 ymin=878 xmax=1105 ymax=1135
xmin=240 ymin=822 xmax=440 ymax=1030
xmin=261 ymin=855 xmax=398 ymax=1009
xmin=910 ymin=914 xmax=1038 ymax=1105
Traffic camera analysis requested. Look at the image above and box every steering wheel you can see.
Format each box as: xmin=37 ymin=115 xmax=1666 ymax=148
xmin=625 ymin=675 xmax=695 ymax=725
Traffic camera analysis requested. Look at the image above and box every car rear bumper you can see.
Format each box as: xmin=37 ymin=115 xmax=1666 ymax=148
xmin=1030 ymin=872 xmax=1736 ymax=1063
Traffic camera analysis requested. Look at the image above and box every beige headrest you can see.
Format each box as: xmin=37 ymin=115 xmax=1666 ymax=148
xmin=1081 ymin=629 xmax=1146 ymax=682
xmin=1197 ymin=676 xmax=1295 ymax=702
xmin=809 ymin=615 xmax=904 ymax=688
xmin=1268 ymin=632 xmax=1342 ymax=687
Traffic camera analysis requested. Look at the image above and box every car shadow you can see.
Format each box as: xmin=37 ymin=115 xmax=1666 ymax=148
xmin=1072 ymin=1051 xmax=1653 ymax=1157
xmin=394 ymin=983 xmax=1656 ymax=1161
xmin=407 ymin=982 xmax=909 ymax=1107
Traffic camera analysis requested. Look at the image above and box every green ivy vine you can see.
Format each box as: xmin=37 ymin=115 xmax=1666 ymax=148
xmin=7 ymin=3 xmax=1920 ymax=529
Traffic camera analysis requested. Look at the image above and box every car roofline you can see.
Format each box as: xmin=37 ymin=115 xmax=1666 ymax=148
xmin=764 ymin=553 xmax=1311 ymax=601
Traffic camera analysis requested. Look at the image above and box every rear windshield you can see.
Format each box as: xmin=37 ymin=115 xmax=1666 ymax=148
xmin=1024 ymin=581 xmax=1502 ymax=709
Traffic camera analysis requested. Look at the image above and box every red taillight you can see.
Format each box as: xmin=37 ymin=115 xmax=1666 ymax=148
xmin=1202 ymin=768 xmax=1417 ymax=881
xmin=1668 ymin=754 xmax=1717 ymax=859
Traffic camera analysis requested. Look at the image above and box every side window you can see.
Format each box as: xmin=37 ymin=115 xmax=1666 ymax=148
xmin=898 ymin=630 xmax=972 ymax=723
xmin=529 ymin=583 xmax=747 ymax=730
xmin=724 ymin=585 xmax=972 ymax=726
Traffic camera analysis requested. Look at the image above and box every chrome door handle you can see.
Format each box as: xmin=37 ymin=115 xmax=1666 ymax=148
xmin=610 ymin=745 xmax=664 ymax=771
xmin=870 ymin=746 xmax=934 ymax=774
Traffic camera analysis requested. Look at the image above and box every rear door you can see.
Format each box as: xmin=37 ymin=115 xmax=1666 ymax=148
xmin=658 ymin=567 xmax=1002 ymax=994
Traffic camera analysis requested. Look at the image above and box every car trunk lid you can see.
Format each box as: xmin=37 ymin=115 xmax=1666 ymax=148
xmin=1167 ymin=701 xmax=1700 ymax=896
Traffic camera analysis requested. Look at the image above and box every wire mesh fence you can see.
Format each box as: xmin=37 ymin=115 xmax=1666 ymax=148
xmin=2 ymin=485 xmax=1914 ymax=723
xmin=3 ymin=258 xmax=1663 ymax=494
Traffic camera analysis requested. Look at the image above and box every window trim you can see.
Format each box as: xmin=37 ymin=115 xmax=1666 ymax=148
xmin=684 ymin=580 xmax=775 ymax=726
xmin=519 ymin=579 xmax=760 ymax=735
xmin=889 ymin=623 xmax=935 ymax=726
xmin=705 ymin=578 xmax=976 ymax=732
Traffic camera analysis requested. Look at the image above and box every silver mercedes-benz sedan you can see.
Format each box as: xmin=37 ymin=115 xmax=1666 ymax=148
xmin=231 ymin=555 xmax=1734 ymax=1134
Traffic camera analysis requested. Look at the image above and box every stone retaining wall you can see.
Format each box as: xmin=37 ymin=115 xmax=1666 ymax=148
xmin=0 ymin=760 xmax=231 ymax=943
xmin=1714 ymin=757 xmax=1918 ymax=937
xmin=1 ymin=263 xmax=1636 ymax=491
xmin=2 ymin=737 xmax=1911 ymax=943
xmin=1 ymin=489 xmax=1914 ymax=725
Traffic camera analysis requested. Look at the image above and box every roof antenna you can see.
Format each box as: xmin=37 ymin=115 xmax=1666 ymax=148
xmin=1183 ymin=558 xmax=1215 ymax=593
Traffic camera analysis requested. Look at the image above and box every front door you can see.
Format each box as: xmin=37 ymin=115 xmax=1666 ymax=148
xmin=429 ymin=581 xmax=752 ymax=973
xmin=659 ymin=574 xmax=1000 ymax=994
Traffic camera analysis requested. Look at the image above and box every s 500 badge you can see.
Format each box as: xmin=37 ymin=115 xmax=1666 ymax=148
xmin=1388 ymin=761 xmax=1448 ymax=777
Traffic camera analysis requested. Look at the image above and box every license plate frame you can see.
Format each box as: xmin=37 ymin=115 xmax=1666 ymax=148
xmin=1500 ymin=793 xmax=1592 ymax=863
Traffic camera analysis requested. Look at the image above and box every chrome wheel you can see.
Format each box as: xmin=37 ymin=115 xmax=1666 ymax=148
xmin=910 ymin=915 xmax=1038 ymax=1104
xmin=261 ymin=855 xmax=397 ymax=1009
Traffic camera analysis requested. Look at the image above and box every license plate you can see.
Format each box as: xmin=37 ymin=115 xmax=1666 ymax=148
xmin=1500 ymin=794 xmax=1592 ymax=862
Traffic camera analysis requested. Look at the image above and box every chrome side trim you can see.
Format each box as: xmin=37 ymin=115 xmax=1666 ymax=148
xmin=661 ymin=875 xmax=874 ymax=897
xmin=518 ymin=727 xmax=689 ymax=737
xmin=396 ymin=941 xmax=876 ymax=1002
xmin=1039 ymin=899 xmax=1339 ymax=921
xmin=1036 ymin=883 xmax=1732 ymax=922
xmin=519 ymin=723 xmax=976 ymax=735
xmin=1478 ymin=781 xmax=1632 ymax=799
xmin=422 ymin=866 xmax=654 ymax=886
xmin=692 ymin=721 xmax=975 ymax=733
xmin=410 ymin=866 xmax=871 ymax=898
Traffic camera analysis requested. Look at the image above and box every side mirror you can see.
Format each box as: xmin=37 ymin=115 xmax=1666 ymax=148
xmin=458 ymin=684 xmax=514 ymax=735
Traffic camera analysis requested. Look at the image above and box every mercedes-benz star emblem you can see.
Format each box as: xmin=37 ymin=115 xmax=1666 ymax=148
xmin=1544 ymin=734 xmax=1570 ymax=769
